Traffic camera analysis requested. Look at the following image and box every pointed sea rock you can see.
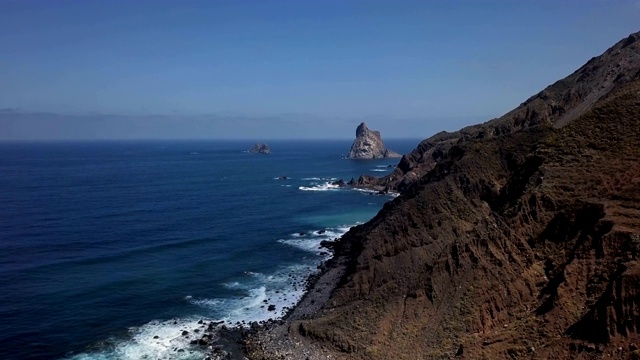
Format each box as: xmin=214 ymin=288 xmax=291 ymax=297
xmin=347 ymin=122 xmax=400 ymax=159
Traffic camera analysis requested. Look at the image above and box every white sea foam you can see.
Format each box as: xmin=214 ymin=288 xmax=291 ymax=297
xmin=279 ymin=225 xmax=353 ymax=256
xmin=298 ymin=182 xmax=341 ymax=191
xmin=351 ymin=187 xmax=378 ymax=194
xmin=369 ymin=169 xmax=389 ymax=172
xmin=67 ymin=318 xmax=207 ymax=360
xmin=65 ymin=221 xmax=359 ymax=360
xmin=189 ymin=265 xmax=312 ymax=325
xmin=68 ymin=264 xmax=321 ymax=359
xmin=300 ymin=177 xmax=338 ymax=181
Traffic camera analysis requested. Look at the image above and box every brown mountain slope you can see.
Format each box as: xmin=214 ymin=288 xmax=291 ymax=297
xmin=356 ymin=31 xmax=640 ymax=193
xmin=244 ymin=31 xmax=640 ymax=360
xmin=291 ymin=72 xmax=640 ymax=360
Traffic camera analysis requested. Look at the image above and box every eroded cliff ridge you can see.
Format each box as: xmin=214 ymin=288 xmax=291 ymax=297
xmin=247 ymin=31 xmax=640 ymax=360
xmin=355 ymin=31 xmax=640 ymax=193
xmin=347 ymin=122 xmax=400 ymax=159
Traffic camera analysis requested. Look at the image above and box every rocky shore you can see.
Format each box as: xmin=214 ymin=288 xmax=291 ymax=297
xmin=190 ymin=237 xmax=350 ymax=360
xmin=243 ymin=256 xmax=348 ymax=360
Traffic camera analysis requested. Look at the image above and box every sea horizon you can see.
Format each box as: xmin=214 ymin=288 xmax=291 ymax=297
xmin=0 ymin=139 xmax=415 ymax=359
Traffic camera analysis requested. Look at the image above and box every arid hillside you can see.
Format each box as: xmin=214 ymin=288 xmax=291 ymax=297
xmin=355 ymin=31 xmax=640 ymax=194
xmin=276 ymin=32 xmax=640 ymax=359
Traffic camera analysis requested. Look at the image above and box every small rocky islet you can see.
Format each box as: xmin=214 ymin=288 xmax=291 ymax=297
xmin=346 ymin=122 xmax=401 ymax=159
xmin=248 ymin=143 xmax=270 ymax=154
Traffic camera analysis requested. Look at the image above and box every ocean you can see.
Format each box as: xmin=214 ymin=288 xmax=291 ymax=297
xmin=0 ymin=139 xmax=417 ymax=360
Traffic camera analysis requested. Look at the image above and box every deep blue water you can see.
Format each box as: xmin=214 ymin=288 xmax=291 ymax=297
xmin=0 ymin=139 xmax=418 ymax=360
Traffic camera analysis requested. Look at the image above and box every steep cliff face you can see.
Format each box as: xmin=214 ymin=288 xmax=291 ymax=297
xmin=347 ymin=122 xmax=400 ymax=159
xmin=355 ymin=31 xmax=640 ymax=193
xmin=290 ymin=33 xmax=640 ymax=359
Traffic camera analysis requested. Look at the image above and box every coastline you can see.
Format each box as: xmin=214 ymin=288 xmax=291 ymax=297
xmin=243 ymin=253 xmax=349 ymax=359
xmin=187 ymin=186 xmax=395 ymax=359
xmin=199 ymin=244 xmax=349 ymax=359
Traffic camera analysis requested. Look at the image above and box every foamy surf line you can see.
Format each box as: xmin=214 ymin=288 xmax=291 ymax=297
xmin=298 ymin=181 xmax=342 ymax=191
xmin=278 ymin=224 xmax=354 ymax=256
xmin=67 ymin=318 xmax=211 ymax=360
xmin=65 ymin=224 xmax=357 ymax=360
xmin=300 ymin=177 xmax=338 ymax=181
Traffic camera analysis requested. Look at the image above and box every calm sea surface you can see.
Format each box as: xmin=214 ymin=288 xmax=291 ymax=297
xmin=0 ymin=139 xmax=418 ymax=359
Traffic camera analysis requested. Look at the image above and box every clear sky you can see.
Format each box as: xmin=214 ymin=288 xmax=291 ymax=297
xmin=0 ymin=0 xmax=638 ymax=140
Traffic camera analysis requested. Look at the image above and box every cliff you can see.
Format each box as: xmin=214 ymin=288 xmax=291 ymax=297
xmin=347 ymin=122 xmax=401 ymax=159
xmin=354 ymin=31 xmax=640 ymax=193
xmin=247 ymin=31 xmax=640 ymax=360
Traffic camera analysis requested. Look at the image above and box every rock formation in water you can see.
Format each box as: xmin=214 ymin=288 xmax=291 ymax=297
xmin=347 ymin=122 xmax=400 ymax=159
xmin=249 ymin=143 xmax=270 ymax=154
xmin=246 ymin=31 xmax=640 ymax=360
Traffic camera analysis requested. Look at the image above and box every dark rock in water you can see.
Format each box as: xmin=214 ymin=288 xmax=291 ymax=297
xmin=199 ymin=335 xmax=211 ymax=345
xmin=331 ymin=179 xmax=347 ymax=187
xmin=347 ymin=122 xmax=401 ymax=159
xmin=278 ymin=176 xmax=289 ymax=180
xmin=249 ymin=143 xmax=270 ymax=154
xmin=299 ymin=232 xmax=305 ymax=236
xmin=267 ymin=304 xmax=276 ymax=311
xmin=153 ymin=335 xmax=159 ymax=339
xmin=320 ymin=240 xmax=336 ymax=250
xmin=317 ymin=229 xmax=326 ymax=235
xmin=181 ymin=330 xmax=189 ymax=336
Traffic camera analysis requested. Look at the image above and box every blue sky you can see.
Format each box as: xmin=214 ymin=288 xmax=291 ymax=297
xmin=0 ymin=0 xmax=638 ymax=139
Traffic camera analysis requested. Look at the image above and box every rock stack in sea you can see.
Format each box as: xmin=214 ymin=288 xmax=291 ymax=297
xmin=249 ymin=143 xmax=270 ymax=154
xmin=346 ymin=122 xmax=400 ymax=159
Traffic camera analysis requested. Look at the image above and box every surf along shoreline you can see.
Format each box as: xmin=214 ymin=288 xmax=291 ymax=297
xmin=240 ymin=242 xmax=355 ymax=359
xmin=206 ymin=189 xmax=395 ymax=360
xmin=198 ymin=229 xmax=357 ymax=359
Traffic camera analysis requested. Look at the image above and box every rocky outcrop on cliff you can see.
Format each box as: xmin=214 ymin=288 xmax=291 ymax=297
xmin=249 ymin=31 xmax=640 ymax=360
xmin=249 ymin=143 xmax=270 ymax=154
xmin=347 ymin=122 xmax=400 ymax=159
xmin=355 ymin=31 xmax=640 ymax=193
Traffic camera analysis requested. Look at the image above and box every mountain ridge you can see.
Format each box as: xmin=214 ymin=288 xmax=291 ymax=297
xmin=245 ymin=30 xmax=640 ymax=360
xmin=354 ymin=31 xmax=640 ymax=193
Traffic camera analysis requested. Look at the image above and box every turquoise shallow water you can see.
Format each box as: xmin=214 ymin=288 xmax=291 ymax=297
xmin=0 ymin=139 xmax=418 ymax=359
